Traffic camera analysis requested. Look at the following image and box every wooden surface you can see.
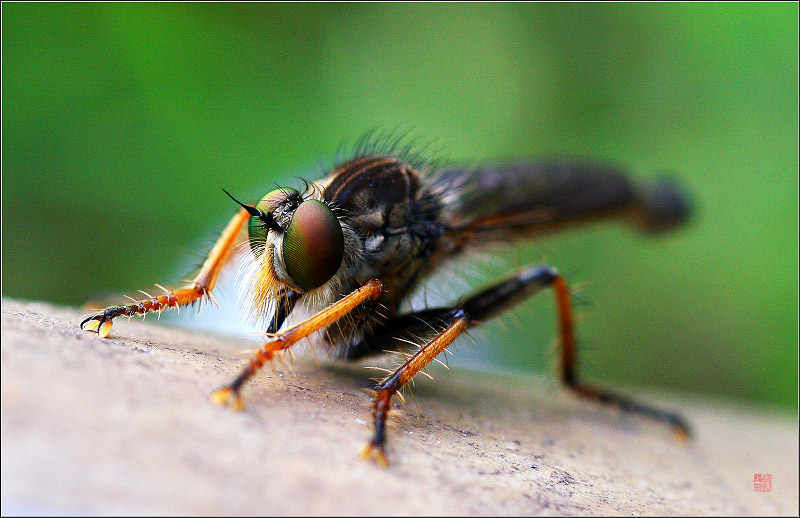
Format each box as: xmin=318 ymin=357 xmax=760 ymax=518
xmin=2 ymin=299 xmax=797 ymax=515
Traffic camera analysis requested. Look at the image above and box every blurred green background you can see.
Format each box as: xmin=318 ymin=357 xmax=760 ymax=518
xmin=3 ymin=3 xmax=797 ymax=408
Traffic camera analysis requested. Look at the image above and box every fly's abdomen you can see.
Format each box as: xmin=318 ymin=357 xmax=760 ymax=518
xmin=434 ymin=160 xmax=691 ymax=239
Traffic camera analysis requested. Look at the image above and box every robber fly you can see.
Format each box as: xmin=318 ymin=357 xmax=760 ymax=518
xmin=81 ymin=136 xmax=691 ymax=466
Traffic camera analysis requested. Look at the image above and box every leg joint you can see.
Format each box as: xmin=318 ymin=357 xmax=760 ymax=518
xmin=452 ymin=308 xmax=471 ymax=324
xmin=520 ymin=265 xmax=559 ymax=286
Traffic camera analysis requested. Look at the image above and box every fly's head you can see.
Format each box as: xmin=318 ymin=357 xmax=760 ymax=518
xmin=247 ymin=187 xmax=345 ymax=291
xmin=224 ymin=186 xmax=359 ymax=325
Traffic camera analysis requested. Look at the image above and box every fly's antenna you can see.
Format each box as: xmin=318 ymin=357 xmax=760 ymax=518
xmin=222 ymin=188 xmax=282 ymax=233
xmin=221 ymin=188 xmax=260 ymax=217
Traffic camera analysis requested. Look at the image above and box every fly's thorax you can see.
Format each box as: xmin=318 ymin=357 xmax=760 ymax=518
xmin=323 ymin=156 xmax=422 ymax=222
xmin=321 ymin=155 xmax=445 ymax=309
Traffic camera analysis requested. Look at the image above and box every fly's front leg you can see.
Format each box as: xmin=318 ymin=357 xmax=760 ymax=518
xmin=210 ymin=279 xmax=384 ymax=411
xmin=80 ymin=208 xmax=251 ymax=337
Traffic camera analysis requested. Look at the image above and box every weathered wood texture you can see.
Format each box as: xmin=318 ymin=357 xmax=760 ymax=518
xmin=2 ymin=300 xmax=797 ymax=515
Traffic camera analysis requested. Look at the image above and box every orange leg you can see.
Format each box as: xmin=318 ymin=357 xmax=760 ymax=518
xmin=210 ymin=279 xmax=384 ymax=410
xmin=361 ymin=312 xmax=470 ymax=466
xmin=551 ymin=275 xmax=691 ymax=439
xmin=81 ymin=208 xmax=251 ymax=337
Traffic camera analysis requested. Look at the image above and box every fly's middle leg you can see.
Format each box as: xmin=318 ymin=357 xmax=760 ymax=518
xmin=355 ymin=265 xmax=690 ymax=465
xmin=359 ymin=310 xmax=470 ymax=466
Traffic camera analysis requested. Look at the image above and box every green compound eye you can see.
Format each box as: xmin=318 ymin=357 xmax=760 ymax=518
xmin=248 ymin=188 xmax=299 ymax=254
xmin=282 ymin=200 xmax=344 ymax=290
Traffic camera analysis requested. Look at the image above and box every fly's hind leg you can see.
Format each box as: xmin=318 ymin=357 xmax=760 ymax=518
xmin=462 ymin=265 xmax=691 ymax=438
xmin=80 ymin=208 xmax=251 ymax=337
xmin=355 ymin=265 xmax=690 ymax=465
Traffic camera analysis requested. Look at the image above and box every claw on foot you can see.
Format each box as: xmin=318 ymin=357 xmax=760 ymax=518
xmin=81 ymin=314 xmax=114 ymax=338
xmin=360 ymin=443 xmax=389 ymax=467
xmin=210 ymin=386 xmax=245 ymax=411
xmin=82 ymin=319 xmax=100 ymax=332
xmin=672 ymin=425 xmax=691 ymax=442
xmin=98 ymin=319 xmax=113 ymax=338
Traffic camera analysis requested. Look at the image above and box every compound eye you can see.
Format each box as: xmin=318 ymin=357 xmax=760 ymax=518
xmin=282 ymin=200 xmax=344 ymax=290
xmin=248 ymin=188 xmax=299 ymax=254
